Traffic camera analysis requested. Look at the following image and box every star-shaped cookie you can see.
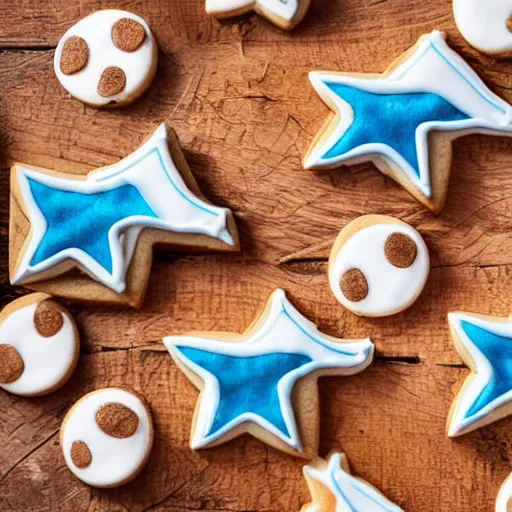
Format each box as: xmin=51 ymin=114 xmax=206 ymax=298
xmin=447 ymin=312 xmax=512 ymax=437
xmin=302 ymin=452 xmax=403 ymax=511
xmin=205 ymin=0 xmax=311 ymax=30
xmin=304 ymin=31 xmax=512 ymax=213
xmin=163 ymin=289 xmax=374 ymax=458
xmin=9 ymin=124 xmax=239 ymax=308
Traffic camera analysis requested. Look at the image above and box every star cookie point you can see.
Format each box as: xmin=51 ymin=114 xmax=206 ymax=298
xmin=447 ymin=312 xmax=512 ymax=438
xmin=301 ymin=452 xmax=404 ymax=512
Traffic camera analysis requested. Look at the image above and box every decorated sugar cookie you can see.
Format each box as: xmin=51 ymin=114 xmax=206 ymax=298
xmin=328 ymin=215 xmax=430 ymax=318
xmin=9 ymin=123 xmax=239 ymax=308
xmin=454 ymin=0 xmax=512 ymax=56
xmin=163 ymin=289 xmax=374 ymax=458
xmin=61 ymin=388 xmax=154 ymax=488
xmin=447 ymin=312 xmax=512 ymax=437
xmin=302 ymin=453 xmax=403 ymax=512
xmin=0 ymin=293 xmax=79 ymax=396
xmin=54 ymin=10 xmax=158 ymax=107
xmin=304 ymin=31 xmax=512 ymax=213
xmin=496 ymin=472 xmax=512 ymax=511
xmin=206 ymin=0 xmax=310 ymax=30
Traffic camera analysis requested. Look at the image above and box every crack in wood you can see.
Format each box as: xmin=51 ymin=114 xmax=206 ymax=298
xmin=0 ymin=46 xmax=55 ymax=53
xmin=280 ymin=256 xmax=512 ymax=272
xmin=435 ymin=362 xmax=466 ymax=368
xmin=375 ymin=355 xmax=421 ymax=365
xmin=81 ymin=344 xmax=167 ymax=355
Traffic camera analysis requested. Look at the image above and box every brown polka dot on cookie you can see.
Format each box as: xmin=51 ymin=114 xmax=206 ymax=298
xmin=70 ymin=440 xmax=92 ymax=469
xmin=384 ymin=232 xmax=418 ymax=268
xmin=98 ymin=67 xmax=126 ymax=97
xmin=96 ymin=403 xmax=139 ymax=438
xmin=0 ymin=345 xmax=24 ymax=384
xmin=112 ymin=18 xmax=147 ymax=52
xmin=507 ymin=14 xmax=512 ymax=33
xmin=60 ymin=36 xmax=89 ymax=75
xmin=34 ymin=300 xmax=64 ymax=338
xmin=340 ymin=268 xmax=368 ymax=302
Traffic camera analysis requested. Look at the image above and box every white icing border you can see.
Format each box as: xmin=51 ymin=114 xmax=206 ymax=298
xmin=448 ymin=312 xmax=512 ymax=437
xmin=303 ymin=453 xmax=403 ymax=512
xmin=305 ymin=31 xmax=512 ymax=200
xmin=12 ymin=124 xmax=235 ymax=293
xmin=163 ymin=289 xmax=374 ymax=452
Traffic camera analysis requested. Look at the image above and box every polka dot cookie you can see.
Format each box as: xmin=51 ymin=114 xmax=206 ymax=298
xmin=0 ymin=293 xmax=80 ymax=396
xmin=61 ymin=388 xmax=154 ymax=488
xmin=328 ymin=215 xmax=430 ymax=317
xmin=454 ymin=0 xmax=512 ymax=56
xmin=54 ymin=10 xmax=158 ymax=108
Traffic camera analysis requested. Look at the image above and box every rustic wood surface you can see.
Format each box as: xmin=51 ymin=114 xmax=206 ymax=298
xmin=1 ymin=0 xmax=512 ymax=510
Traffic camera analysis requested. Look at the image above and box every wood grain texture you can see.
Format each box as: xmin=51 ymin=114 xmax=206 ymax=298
xmin=1 ymin=0 xmax=512 ymax=510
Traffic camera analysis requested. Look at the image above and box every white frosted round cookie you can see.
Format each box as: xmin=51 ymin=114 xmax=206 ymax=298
xmin=496 ymin=472 xmax=512 ymax=511
xmin=328 ymin=215 xmax=430 ymax=318
xmin=54 ymin=10 xmax=158 ymax=107
xmin=61 ymin=388 xmax=154 ymax=488
xmin=0 ymin=293 xmax=80 ymax=396
xmin=454 ymin=0 xmax=512 ymax=56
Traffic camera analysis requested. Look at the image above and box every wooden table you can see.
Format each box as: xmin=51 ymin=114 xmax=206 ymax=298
xmin=1 ymin=0 xmax=512 ymax=510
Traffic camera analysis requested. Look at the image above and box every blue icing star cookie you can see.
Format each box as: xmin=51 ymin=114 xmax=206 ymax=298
xmin=304 ymin=30 xmax=512 ymax=213
xmin=10 ymin=124 xmax=239 ymax=307
xmin=163 ymin=289 xmax=374 ymax=457
xmin=447 ymin=312 xmax=512 ymax=437
xmin=302 ymin=452 xmax=403 ymax=512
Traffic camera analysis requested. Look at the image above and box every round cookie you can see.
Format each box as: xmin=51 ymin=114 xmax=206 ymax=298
xmin=60 ymin=388 xmax=154 ymax=488
xmin=0 ymin=293 xmax=80 ymax=396
xmin=496 ymin=471 xmax=512 ymax=511
xmin=54 ymin=10 xmax=158 ymax=108
xmin=454 ymin=0 xmax=512 ymax=56
xmin=328 ymin=215 xmax=430 ymax=318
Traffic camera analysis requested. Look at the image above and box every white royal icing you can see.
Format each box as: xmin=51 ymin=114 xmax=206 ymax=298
xmin=54 ymin=10 xmax=157 ymax=106
xmin=13 ymin=123 xmax=235 ymax=293
xmin=447 ymin=313 xmax=512 ymax=437
xmin=454 ymin=0 xmax=512 ymax=55
xmin=61 ymin=388 xmax=153 ymax=487
xmin=329 ymin=221 xmax=430 ymax=317
xmin=206 ymin=0 xmax=299 ymax=22
xmin=496 ymin=472 xmax=512 ymax=512
xmin=164 ymin=289 xmax=374 ymax=453
xmin=303 ymin=453 xmax=403 ymax=512
xmin=0 ymin=300 xmax=77 ymax=396
xmin=305 ymin=31 xmax=512 ymax=200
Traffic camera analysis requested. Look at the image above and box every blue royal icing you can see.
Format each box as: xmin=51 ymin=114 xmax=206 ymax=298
xmin=28 ymin=178 xmax=157 ymax=274
xmin=177 ymin=348 xmax=312 ymax=438
xmin=447 ymin=312 xmax=512 ymax=437
xmin=321 ymin=85 xmax=470 ymax=176
xmin=460 ymin=320 xmax=512 ymax=421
